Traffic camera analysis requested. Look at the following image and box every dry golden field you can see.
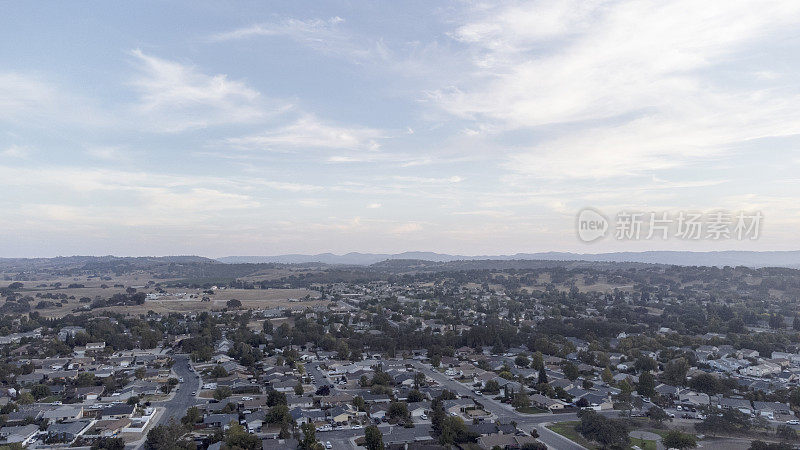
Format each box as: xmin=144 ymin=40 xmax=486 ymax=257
xmin=1 ymin=273 xmax=323 ymax=318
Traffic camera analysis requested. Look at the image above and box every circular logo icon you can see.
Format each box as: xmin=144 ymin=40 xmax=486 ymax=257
xmin=576 ymin=208 xmax=609 ymax=242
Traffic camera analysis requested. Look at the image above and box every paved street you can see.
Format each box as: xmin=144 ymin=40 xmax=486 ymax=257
xmin=410 ymin=361 xmax=606 ymax=449
xmin=154 ymin=354 xmax=204 ymax=427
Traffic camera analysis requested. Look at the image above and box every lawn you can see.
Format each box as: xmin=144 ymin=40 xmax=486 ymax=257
xmin=547 ymin=421 xmax=661 ymax=450
xmin=629 ymin=436 xmax=658 ymax=450
xmin=546 ymin=421 xmax=598 ymax=449
xmin=516 ymin=406 xmax=549 ymax=414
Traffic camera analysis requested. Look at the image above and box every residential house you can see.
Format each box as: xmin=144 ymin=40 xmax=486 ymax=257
xmin=43 ymin=405 xmax=84 ymax=422
xmin=530 ymin=393 xmax=567 ymax=411
xmin=99 ymin=404 xmax=134 ymax=420
xmin=0 ymin=424 xmax=38 ymax=446
xmin=46 ymin=420 xmax=92 ymax=443
xmin=203 ymin=414 xmax=239 ymax=430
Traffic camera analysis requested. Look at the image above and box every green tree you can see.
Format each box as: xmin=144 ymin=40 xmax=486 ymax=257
xmin=224 ymin=421 xmax=260 ymax=449
xmin=267 ymin=390 xmax=287 ymax=406
xmin=181 ymin=406 xmax=202 ymax=426
xmin=266 ymin=404 xmax=291 ymax=425
xmin=91 ymin=437 xmax=125 ymax=450
xmin=647 ymin=406 xmax=669 ymax=425
xmin=145 ymin=421 xmax=193 ymax=450
xmin=30 ymin=384 xmax=51 ymax=400
xmin=294 ymin=382 xmax=304 ymax=395
xmin=226 ymin=299 xmax=242 ymax=309
xmin=663 ymin=358 xmax=689 ymax=386
xmin=388 ymin=401 xmax=410 ymax=422
xmin=638 ymin=371 xmax=655 ymax=398
xmin=16 ymin=392 xmax=33 ymax=405
xmin=214 ymin=386 xmax=232 ymax=401
xmin=353 ymin=396 xmax=366 ymax=412
xmin=484 ymin=379 xmax=500 ymax=394
xmin=749 ymin=441 xmax=794 ymax=450
xmin=210 ymin=365 xmax=229 ymax=379
xmin=364 ymin=425 xmax=384 ymax=450
xmin=438 ymin=416 xmax=477 ymax=445
xmin=512 ymin=391 xmax=531 ymax=409
xmin=696 ymin=409 xmax=751 ymax=436
xmin=407 ymin=389 xmax=424 ymax=403
xmin=634 ymin=356 xmax=658 ymax=373
xmin=300 ymin=422 xmax=322 ymax=450
xmin=776 ymin=424 xmax=797 ymax=441
xmin=662 ymin=430 xmax=697 ymax=449
xmin=75 ymin=372 xmax=96 ymax=387
xmin=537 ymin=366 xmax=548 ymax=384
xmin=577 ymin=410 xmax=629 ymax=449
xmin=617 ymin=379 xmax=634 ymax=402
xmin=562 ymin=362 xmax=579 ymax=381
xmin=135 ymin=367 xmax=147 ymax=379
xmin=689 ymin=373 xmax=725 ymax=395
xmin=515 ymin=355 xmax=530 ymax=367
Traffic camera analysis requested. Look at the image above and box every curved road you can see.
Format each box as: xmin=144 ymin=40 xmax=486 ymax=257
xmin=156 ymin=354 xmax=204 ymax=426
xmin=410 ymin=360 xmax=617 ymax=450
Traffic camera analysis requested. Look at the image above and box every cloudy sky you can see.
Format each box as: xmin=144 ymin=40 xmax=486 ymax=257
xmin=3 ymin=1 xmax=800 ymax=257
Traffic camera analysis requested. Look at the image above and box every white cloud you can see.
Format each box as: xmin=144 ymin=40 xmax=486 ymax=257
xmin=0 ymin=72 xmax=110 ymax=128
xmin=1 ymin=145 xmax=30 ymax=158
xmin=129 ymin=49 xmax=274 ymax=132
xmin=0 ymin=73 xmax=55 ymax=114
xmin=435 ymin=1 xmax=800 ymax=179
xmin=367 ymin=203 xmax=382 ymax=209
xmin=85 ymin=146 xmax=130 ymax=162
xmin=392 ymin=222 xmax=423 ymax=234
xmin=227 ymin=115 xmax=384 ymax=151
xmin=392 ymin=175 xmax=463 ymax=184
xmin=211 ymin=17 xmax=345 ymax=42
xmin=209 ymin=16 xmax=383 ymax=65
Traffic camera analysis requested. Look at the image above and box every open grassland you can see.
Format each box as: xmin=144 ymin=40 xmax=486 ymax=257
xmin=2 ymin=271 xmax=323 ymax=317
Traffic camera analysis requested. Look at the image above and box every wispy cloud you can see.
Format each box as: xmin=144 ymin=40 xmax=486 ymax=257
xmin=210 ymin=17 xmax=345 ymax=42
xmin=434 ymin=1 xmax=800 ymax=179
xmin=0 ymin=145 xmax=30 ymax=158
xmin=129 ymin=49 xmax=277 ymax=132
xmin=226 ymin=115 xmax=384 ymax=151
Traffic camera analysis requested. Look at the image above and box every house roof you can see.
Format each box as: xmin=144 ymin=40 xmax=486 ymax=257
xmin=204 ymin=414 xmax=239 ymax=426
xmin=47 ymin=420 xmax=91 ymax=436
xmin=100 ymin=404 xmax=134 ymax=416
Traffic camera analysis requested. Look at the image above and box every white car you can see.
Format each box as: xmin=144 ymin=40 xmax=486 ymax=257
xmin=325 ymin=442 xmax=332 ymax=449
xmin=420 ymin=414 xmax=428 ymax=420
xmin=787 ymin=419 xmax=800 ymax=425
xmin=352 ymin=425 xmax=363 ymax=429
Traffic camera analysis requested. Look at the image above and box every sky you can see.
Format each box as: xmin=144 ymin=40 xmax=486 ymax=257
xmin=3 ymin=1 xmax=800 ymax=257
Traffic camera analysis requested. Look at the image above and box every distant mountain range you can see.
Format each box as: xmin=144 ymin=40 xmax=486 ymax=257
xmin=217 ymin=251 xmax=800 ymax=268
